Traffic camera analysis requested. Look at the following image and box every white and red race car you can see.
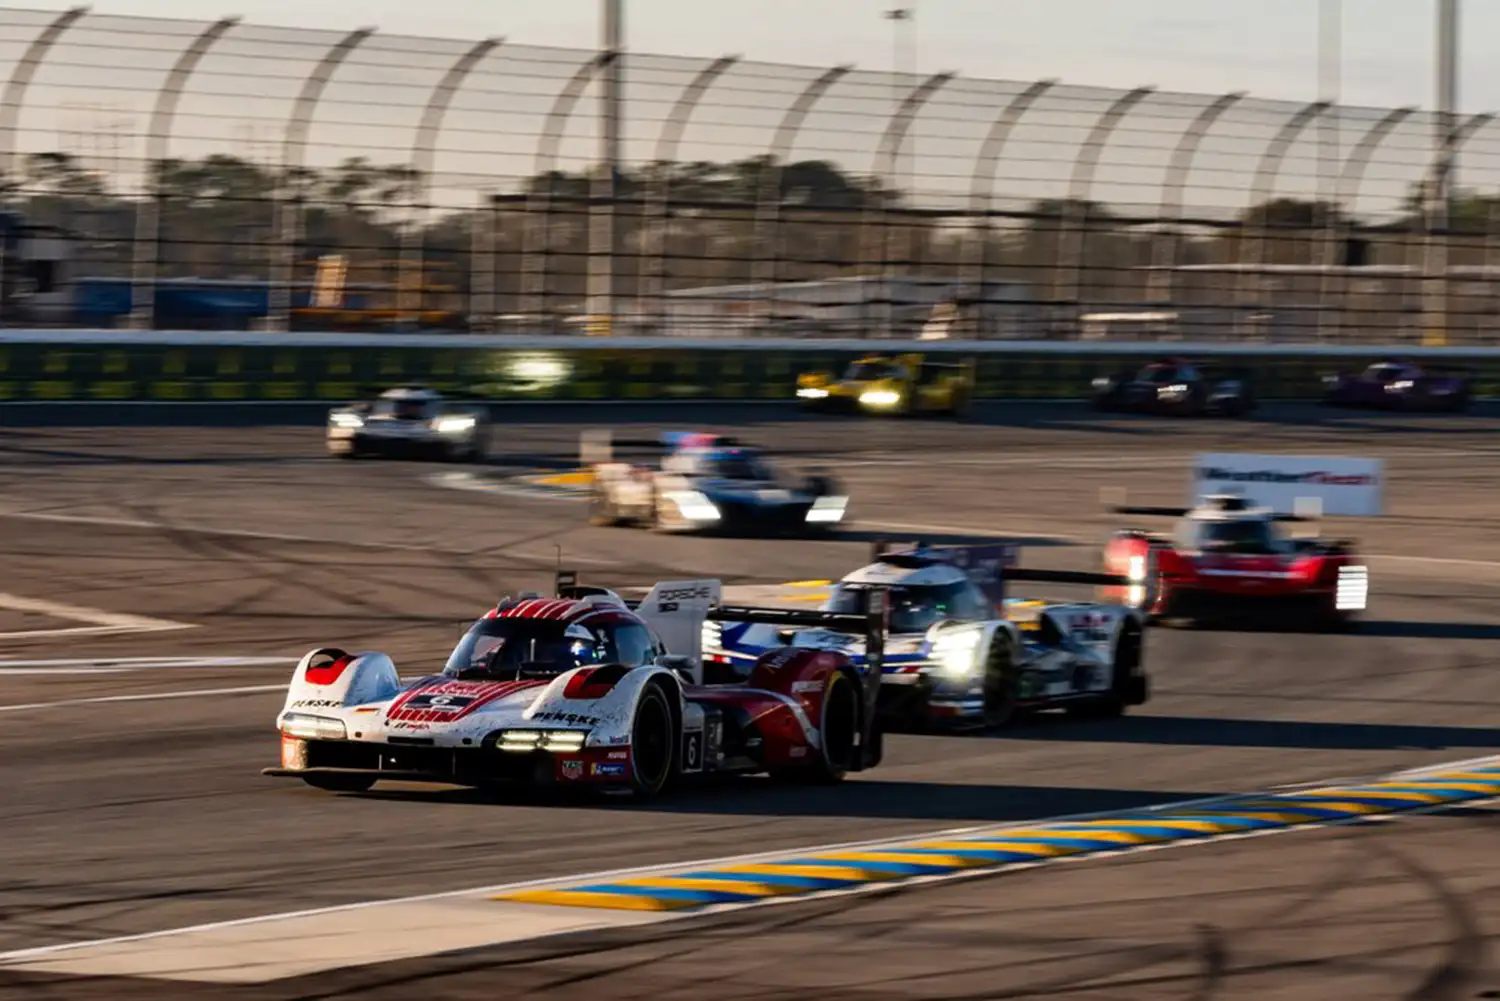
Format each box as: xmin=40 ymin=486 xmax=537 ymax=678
xmin=263 ymin=571 xmax=891 ymax=798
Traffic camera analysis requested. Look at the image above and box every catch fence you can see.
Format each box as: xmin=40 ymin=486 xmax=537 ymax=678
xmin=1 ymin=7 xmax=1497 ymax=343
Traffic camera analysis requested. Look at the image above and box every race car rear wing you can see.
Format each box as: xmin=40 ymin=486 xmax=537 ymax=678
xmin=579 ymin=429 xmax=744 ymax=465
xmin=868 ymin=538 xmax=1130 ymax=605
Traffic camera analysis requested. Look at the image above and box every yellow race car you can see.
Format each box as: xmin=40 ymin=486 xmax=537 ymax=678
xmin=796 ymin=353 xmax=975 ymax=417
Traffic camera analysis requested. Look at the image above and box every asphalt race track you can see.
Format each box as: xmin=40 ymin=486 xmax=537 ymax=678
xmin=0 ymin=402 xmax=1497 ymax=1000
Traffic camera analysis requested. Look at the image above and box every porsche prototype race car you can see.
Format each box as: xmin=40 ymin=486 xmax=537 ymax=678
xmin=1091 ymin=358 xmax=1255 ymax=417
xmin=1320 ymin=359 xmax=1472 ymax=412
xmin=796 ymin=353 xmax=975 ymax=417
xmin=585 ymin=431 xmax=849 ymax=535
xmin=1100 ymin=493 xmax=1368 ymax=629
xmin=703 ymin=541 xmax=1149 ymax=731
xmin=263 ymin=570 xmax=891 ymax=798
xmin=327 ymin=385 xmax=490 ymax=461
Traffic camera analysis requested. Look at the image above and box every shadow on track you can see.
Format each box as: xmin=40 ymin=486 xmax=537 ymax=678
xmin=352 ymin=779 xmax=1215 ymax=823
xmin=1005 ymin=713 xmax=1500 ymax=752
xmin=1346 ymin=619 xmax=1500 ymax=640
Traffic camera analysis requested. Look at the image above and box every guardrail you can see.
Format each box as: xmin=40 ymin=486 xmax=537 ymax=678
xmin=3 ymin=331 xmax=1500 ymax=403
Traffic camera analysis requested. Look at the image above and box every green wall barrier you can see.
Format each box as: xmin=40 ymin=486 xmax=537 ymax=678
xmin=1 ymin=339 xmax=1498 ymax=403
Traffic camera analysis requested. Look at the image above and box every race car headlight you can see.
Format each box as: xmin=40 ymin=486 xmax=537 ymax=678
xmin=497 ymin=729 xmax=588 ymax=752
xmin=435 ymin=416 xmax=476 ymax=434
xmin=1335 ymin=565 xmax=1368 ymax=611
xmin=932 ymin=630 xmax=982 ymax=679
xmin=1389 ymin=380 xmax=1413 ymax=392
xmin=279 ymin=712 xmax=347 ymax=740
xmin=1160 ymin=383 xmax=1189 ymax=396
xmin=859 ymin=390 xmax=901 ymax=407
xmin=330 ymin=412 xmax=363 ymax=429
xmin=806 ymin=495 xmax=847 ymax=523
xmin=666 ymin=490 xmax=721 ymax=521
xmin=797 ymin=387 xmax=828 ymax=399
xmin=1127 ymin=555 xmax=1146 ymax=582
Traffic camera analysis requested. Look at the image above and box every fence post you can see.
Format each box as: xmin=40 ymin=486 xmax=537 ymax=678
xmin=1054 ymin=86 xmax=1152 ymax=324
xmin=130 ymin=16 xmax=238 ymax=331
xmin=0 ymin=5 xmax=87 ymax=327
xmin=401 ymin=37 xmax=501 ymax=331
xmin=268 ymin=27 xmax=374 ymax=334
xmin=637 ymin=55 xmax=737 ymax=333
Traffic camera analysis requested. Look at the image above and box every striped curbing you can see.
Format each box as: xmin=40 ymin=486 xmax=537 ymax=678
xmin=498 ymin=762 xmax=1500 ymax=913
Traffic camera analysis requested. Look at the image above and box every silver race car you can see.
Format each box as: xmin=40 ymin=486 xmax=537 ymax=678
xmin=327 ymin=386 xmax=490 ymax=461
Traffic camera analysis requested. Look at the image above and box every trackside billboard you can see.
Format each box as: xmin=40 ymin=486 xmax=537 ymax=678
xmin=1192 ymin=453 xmax=1384 ymax=516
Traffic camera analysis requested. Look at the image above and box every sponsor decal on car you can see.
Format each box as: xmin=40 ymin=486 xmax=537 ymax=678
xmin=531 ymin=711 xmax=600 ymax=726
xmin=591 ymin=762 xmax=627 ymax=778
xmin=559 ymin=759 xmax=583 ymax=780
xmin=292 ymin=698 xmax=341 ymax=709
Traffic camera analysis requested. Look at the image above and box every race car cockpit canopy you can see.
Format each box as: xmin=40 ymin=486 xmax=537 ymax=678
xmin=1176 ymin=515 xmax=1289 ymax=555
xmin=844 ymin=359 xmax=904 ymax=381
xmin=664 ymin=446 xmax=775 ymax=481
xmin=443 ymin=616 xmax=651 ymax=680
xmin=824 ymin=579 xmax=989 ymax=634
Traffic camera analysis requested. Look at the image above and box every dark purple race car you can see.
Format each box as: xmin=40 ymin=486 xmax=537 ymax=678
xmin=1321 ymin=360 xmax=1473 ymax=412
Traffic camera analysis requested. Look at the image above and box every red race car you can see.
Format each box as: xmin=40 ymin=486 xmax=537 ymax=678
xmin=1099 ymin=494 xmax=1368 ymax=630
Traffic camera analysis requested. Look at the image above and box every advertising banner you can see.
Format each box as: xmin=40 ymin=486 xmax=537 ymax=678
xmin=1192 ymin=453 xmax=1383 ymax=516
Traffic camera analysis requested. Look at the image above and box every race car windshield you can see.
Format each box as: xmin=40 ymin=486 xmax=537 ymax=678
xmin=443 ymin=619 xmax=612 ymax=679
xmin=826 ymin=581 xmax=980 ymax=634
xmin=707 ymin=454 xmax=773 ymax=481
xmin=374 ymin=398 xmax=429 ymax=420
xmin=1139 ymin=365 xmax=1179 ymax=383
xmin=845 ymin=362 xmax=899 ymax=381
xmin=1187 ymin=519 xmax=1285 ymax=555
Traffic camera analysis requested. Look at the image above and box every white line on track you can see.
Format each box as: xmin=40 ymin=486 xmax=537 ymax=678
xmin=0 ymin=683 xmax=286 ymax=714
xmin=0 ymin=656 xmax=293 ymax=676
xmin=0 ymin=591 xmax=194 ymax=639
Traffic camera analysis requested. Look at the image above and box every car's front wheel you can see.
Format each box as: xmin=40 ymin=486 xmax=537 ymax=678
xmin=627 ymin=681 xmax=677 ymax=798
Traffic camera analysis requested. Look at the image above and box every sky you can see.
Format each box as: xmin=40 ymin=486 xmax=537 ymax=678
xmin=12 ymin=0 xmax=1489 ymax=110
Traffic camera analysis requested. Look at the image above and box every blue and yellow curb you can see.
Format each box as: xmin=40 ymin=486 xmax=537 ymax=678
xmin=497 ymin=762 xmax=1500 ymax=913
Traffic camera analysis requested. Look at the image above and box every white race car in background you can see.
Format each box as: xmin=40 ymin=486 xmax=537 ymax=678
xmin=327 ymin=385 xmax=490 ymax=461
xmin=704 ymin=541 xmax=1150 ymax=731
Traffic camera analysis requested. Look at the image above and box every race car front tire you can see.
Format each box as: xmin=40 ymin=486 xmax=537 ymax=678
xmin=588 ymin=483 xmax=621 ymax=526
xmin=626 ymin=681 xmax=678 ymax=798
xmin=982 ymin=637 xmax=1021 ymax=728
xmin=303 ymin=773 xmax=376 ymax=793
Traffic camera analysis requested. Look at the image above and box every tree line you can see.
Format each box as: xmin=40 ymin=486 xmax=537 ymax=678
xmin=8 ymin=149 xmax=1499 ymax=314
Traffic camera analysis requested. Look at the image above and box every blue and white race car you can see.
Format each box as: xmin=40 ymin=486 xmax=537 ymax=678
xmin=702 ymin=541 xmax=1150 ymax=730
xmin=585 ymin=431 xmax=849 ymax=536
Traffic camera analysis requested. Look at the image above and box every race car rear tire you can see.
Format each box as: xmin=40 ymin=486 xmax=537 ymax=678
xmin=627 ymin=681 xmax=677 ymax=798
xmin=588 ymin=483 xmax=621 ymax=526
xmin=982 ymin=637 xmax=1021 ymax=728
xmin=777 ymin=669 xmax=861 ymax=784
xmin=302 ymin=774 xmax=376 ymax=793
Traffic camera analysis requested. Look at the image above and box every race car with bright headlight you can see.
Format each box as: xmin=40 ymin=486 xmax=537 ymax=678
xmin=702 ymin=541 xmax=1148 ymax=731
xmin=1320 ymin=359 xmax=1472 ymax=412
xmin=796 ymin=353 xmax=974 ymax=417
xmin=263 ymin=570 xmax=892 ymax=798
xmin=585 ymin=430 xmax=849 ymax=535
xmin=1091 ymin=358 xmax=1254 ymax=417
xmin=326 ymin=386 xmax=490 ymax=461
xmin=1100 ymin=493 xmax=1368 ymax=629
